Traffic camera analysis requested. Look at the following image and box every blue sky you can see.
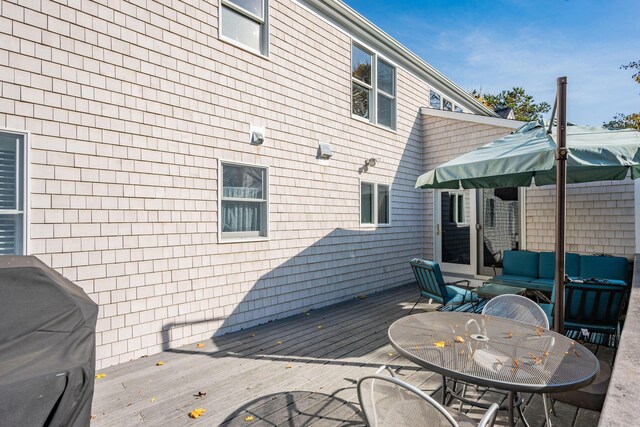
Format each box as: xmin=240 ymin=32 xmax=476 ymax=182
xmin=343 ymin=0 xmax=640 ymax=125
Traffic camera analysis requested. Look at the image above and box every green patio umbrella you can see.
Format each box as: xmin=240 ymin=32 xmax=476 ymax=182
xmin=416 ymin=119 xmax=640 ymax=190
xmin=416 ymin=79 xmax=640 ymax=333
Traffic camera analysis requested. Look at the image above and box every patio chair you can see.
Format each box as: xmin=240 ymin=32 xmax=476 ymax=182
xmin=540 ymin=281 xmax=627 ymax=343
xmin=357 ymin=366 xmax=499 ymax=427
xmin=480 ymin=294 xmax=554 ymax=426
xmin=408 ymin=259 xmax=475 ymax=314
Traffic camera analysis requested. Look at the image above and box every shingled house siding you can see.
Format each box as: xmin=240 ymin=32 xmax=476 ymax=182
xmin=0 ymin=0 xmax=441 ymax=368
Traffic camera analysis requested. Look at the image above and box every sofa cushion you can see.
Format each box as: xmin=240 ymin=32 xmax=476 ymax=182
xmin=530 ymin=278 xmax=554 ymax=292
xmin=538 ymin=252 xmax=580 ymax=279
xmin=492 ymin=274 xmax=536 ymax=286
xmin=502 ymin=250 xmax=539 ymax=278
xmin=579 ymin=256 xmax=628 ymax=283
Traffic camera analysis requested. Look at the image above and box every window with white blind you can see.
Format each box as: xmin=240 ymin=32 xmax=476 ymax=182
xmin=220 ymin=162 xmax=268 ymax=240
xmin=0 ymin=131 xmax=26 ymax=255
xmin=220 ymin=0 xmax=268 ymax=55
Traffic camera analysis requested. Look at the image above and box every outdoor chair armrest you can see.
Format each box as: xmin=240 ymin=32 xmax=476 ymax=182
xmin=478 ymin=403 xmax=499 ymax=427
xmin=447 ymin=279 xmax=471 ymax=289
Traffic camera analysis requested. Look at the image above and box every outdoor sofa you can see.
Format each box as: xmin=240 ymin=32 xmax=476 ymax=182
xmin=490 ymin=250 xmax=629 ymax=292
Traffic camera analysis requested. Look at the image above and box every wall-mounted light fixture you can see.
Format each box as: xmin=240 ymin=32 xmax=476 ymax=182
xmin=365 ymin=158 xmax=377 ymax=167
xmin=317 ymin=142 xmax=332 ymax=159
xmin=250 ymin=125 xmax=265 ymax=145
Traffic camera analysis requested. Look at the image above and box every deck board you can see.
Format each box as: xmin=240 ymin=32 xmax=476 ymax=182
xmin=91 ymin=284 xmax=605 ymax=426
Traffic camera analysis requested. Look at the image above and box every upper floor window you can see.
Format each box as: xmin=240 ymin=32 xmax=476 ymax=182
xmin=361 ymin=181 xmax=390 ymax=225
xmin=220 ymin=0 xmax=268 ymax=55
xmin=429 ymin=90 xmax=464 ymax=113
xmin=220 ymin=162 xmax=268 ymax=240
xmin=0 ymin=131 xmax=26 ymax=255
xmin=352 ymin=44 xmax=396 ymax=130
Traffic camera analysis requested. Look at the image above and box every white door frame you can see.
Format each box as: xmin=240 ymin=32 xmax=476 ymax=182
xmin=433 ymin=189 xmax=478 ymax=276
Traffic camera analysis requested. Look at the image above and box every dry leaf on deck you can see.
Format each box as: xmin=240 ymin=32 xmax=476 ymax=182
xmin=156 ymin=361 xmax=164 ymax=366
xmin=317 ymin=325 xmax=323 ymax=329
xmin=196 ymin=343 xmax=205 ymax=348
xmin=195 ymin=391 xmax=207 ymax=398
xmin=285 ymin=365 xmax=293 ymax=369
xmin=506 ymin=331 xmax=513 ymax=339
xmin=95 ymin=373 xmax=106 ymax=379
xmin=150 ymin=397 xmax=157 ymax=403
xmin=434 ymin=341 xmax=445 ymax=348
xmin=244 ymin=415 xmax=254 ymax=421
xmin=276 ymin=341 xmax=283 ymax=345
xmin=189 ymin=408 xmax=206 ymax=419
xmin=91 ymin=415 xmax=97 ymax=420
xmin=454 ymin=336 xmax=465 ymax=343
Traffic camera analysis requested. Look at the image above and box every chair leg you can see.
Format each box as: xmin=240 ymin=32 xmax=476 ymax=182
xmin=408 ymin=296 xmax=422 ymax=315
xmin=517 ymin=404 xmax=531 ymax=427
xmin=542 ymin=393 xmax=553 ymax=426
xmin=458 ymin=384 xmax=468 ymax=411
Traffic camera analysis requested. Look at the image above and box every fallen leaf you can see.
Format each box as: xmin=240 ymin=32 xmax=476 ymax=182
xmin=276 ymin=341 xmax=283 ymax=345
xmin=189 ymin=408 xmax=206 ymax=419
xmin=285 ymin=365 xmax=293 ymax=369
xmin=514 ymin=358 xmax=520 ymax=369
xmin=434 ymin=341 xmax=445 ymax=348
xmin=536 ymin=328 xmax=542 ymax=337
xmin=196 ymin=391 xmax=207 ymax=398
xmin=156 ymin=361 xmax=164 ymax=366
xmin=244 ymin=415 xmax=254 ymax=421
xmin=95 ymin=373 xmax=106 ymax=379
xmin=454 ymin=336 xmax=465 ymax=343
xmin=91 ymin=415 xmax=97 ymax=420
xmin=506 ymin=331 xmax=513 ymax=339
xmin=150 ymin=397 xmax=157 ymax=403
xmin=388 ymin=353 xmax=394 ymax=356
xmin=574 ymin=348 xmax=581 ymax=357
xmin=317 ymin=325 xmax=323 ymax=329
xmin=196 ymin=343 xmax=205 ymax=348
xmin=544 ymin=350 xmax=549 ymax=357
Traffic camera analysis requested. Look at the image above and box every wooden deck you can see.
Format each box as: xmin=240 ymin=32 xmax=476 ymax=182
xmin=91 ymin=284 xmax=614 ymax=426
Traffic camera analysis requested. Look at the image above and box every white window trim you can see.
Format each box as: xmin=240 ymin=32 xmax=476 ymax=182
xmin=218 ymin=159 xmax=270 ymax=243
xmin=0 ymin=128 xmax=29 ymax=255
xmin=359 ymin=180 xmax=392 ymax=227
xmin=429 ymin=89 xmax=465 ymax=113
xmin=219 ymin=0 xmax=270 ymax=57
xmin=350 ymin=41 xmax=397 ymax=131
xmin=448 ymin=191 xmax=469 ymax=226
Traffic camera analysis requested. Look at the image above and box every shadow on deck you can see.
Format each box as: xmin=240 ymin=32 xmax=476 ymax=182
xmin=91 ymin=284 xmax=611 ymax=426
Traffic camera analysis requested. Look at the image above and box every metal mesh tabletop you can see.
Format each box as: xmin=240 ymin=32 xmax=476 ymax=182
xmin=388 ymin=312 xmax=600 ymax=393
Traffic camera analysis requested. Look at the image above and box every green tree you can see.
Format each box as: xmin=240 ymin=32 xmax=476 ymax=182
xmin=472 ymin=87 xmax=551 ymax=121
xmin=604 ymin=61 xmax=640 ymax=130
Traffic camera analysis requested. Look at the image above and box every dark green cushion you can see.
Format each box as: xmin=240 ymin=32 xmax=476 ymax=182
xmin=579 ymin=256 xmax=628 ymax=283
xmin=502 ymin=250 xmax=539 ymax=278
xmin=538 ymin=252 xmax=581 ymax=279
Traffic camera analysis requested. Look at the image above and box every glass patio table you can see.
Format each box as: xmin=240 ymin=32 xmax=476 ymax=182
xmin=388 ymin=312 xmax=600 ymax=427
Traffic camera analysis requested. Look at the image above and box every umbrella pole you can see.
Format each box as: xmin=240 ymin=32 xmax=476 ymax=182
xmin=554 ymin=76 xmax=568 ymax=333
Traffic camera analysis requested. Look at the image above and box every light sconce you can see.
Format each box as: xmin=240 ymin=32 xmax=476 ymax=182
xmin=365 ymin=158 xmax=377 ymax=167
xmin=317 ymin=142 xmax=333 ymax=160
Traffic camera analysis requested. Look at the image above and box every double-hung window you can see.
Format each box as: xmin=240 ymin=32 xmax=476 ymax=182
xmin=351 ymin=44 xmax=396 ymax=130
xmin=361 ymin=182 xmax=390 ymax=225
xmin=220 ymin=162 xmax=268 ymax=240
xmin=220 ymin=0 xmax=268 ymax=55
xmin=0 ymin=131 xmax=26 ymax=255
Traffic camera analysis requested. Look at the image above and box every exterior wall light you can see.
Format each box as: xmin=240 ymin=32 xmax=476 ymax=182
xmin=250 ymin=125 xmax=265 ymax=145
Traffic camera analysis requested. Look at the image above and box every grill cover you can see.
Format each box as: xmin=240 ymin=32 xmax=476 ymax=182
xmin=0 ymin=256 xmax=98 ymax=427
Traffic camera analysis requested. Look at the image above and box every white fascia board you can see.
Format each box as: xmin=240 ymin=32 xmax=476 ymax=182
xmin=297 ymin=0 xmax=499 ymax=117
xmin=420 ymin=107 xmax=524 ymax=129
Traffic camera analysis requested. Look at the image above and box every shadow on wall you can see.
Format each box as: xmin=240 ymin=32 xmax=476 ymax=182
xmin=160 ymin=111 xmax=426 ymax=354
